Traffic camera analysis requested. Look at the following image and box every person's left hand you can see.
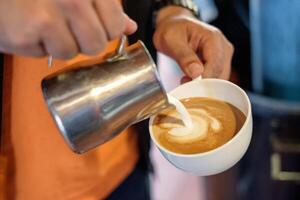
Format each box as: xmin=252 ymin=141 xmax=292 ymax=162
xmin=153 ymin=6 xmax=234 ymax=80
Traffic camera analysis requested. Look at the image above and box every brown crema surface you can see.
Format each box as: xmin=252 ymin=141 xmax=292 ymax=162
xmin=152 ymin=97 xmax=246 ymax=154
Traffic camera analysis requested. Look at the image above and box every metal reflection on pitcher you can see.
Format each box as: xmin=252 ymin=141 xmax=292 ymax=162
xmin=41 ymin=40 xmax=170 ymax=153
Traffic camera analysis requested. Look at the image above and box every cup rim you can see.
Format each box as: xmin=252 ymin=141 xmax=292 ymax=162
xmin=149 ymin=78 xmax=252 ymax=158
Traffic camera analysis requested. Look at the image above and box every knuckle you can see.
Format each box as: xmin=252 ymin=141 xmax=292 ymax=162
xmin=209 ymin=64 xmax=223 ymax=78
xmin=62 ymin=49 xmax=78 ymax=59
xmin=107 ymin=28 xmax=123 ymax=40
xmin=11 ymin=35 xmax=32 ymax=49
xmin=211 ymin=27 xmax=222 ymax=35
xmin=49 ymin=42 xmax=78 ymax=59
xmin=153 ymin=32 xmax=161 ymax=48
xmin=215 ymin=63 xmax=224 ymax=76
xmin=211 ymin=56 xmax=224 ymax=77
xmin=160 ymin=30 xmax=173 ymax=44
xmin=0 ymin=44 xmax=6 ymax=52
xmin=208 ymin=27 xmax=223 ymax=39
xmin=33 ymin=14 xmax=54 ymax=33
xmin=161 ymin=32 xmax=169 ymax=43
xmin=0 ymin=38 xmax=13 ymax=52
xmin=106 ymin=13 xmax=125 ymax=40
xmin=57 ymin=0 xmax=81 ymax=12
xmin=227 ymin=42 xmax=234 ymax=54
xmin=153 ymin=31 xmax=167 ymax=48
xmin=82 ymin=40 xmax=107 ymax=55
xmin=53 ymin=47 xmax=77 ymax=59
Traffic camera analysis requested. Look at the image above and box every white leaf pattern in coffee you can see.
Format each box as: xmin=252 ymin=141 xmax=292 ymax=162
xmin=152 ymin=97 xmax=246 ymax=154
xmin=159 ymin=108 xmax=222 ymax=143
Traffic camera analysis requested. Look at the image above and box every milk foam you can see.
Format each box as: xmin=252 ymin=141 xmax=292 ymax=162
xmin=167 ymin=95 xmax=193 ymax=129
xmin=159 ymin=108 xmax=222 ymax=143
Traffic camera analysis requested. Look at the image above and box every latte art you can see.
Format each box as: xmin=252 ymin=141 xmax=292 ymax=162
xmin=152 ymin=97 xmax=246 ymax=154
xmin=160 ymin=108 xmax=222 ymax=143
xmin=167 ymin=94 xmax=193 ymax=129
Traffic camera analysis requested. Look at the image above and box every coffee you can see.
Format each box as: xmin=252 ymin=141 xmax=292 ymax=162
xmin=151 ymin=97 xmax=246 ymax=154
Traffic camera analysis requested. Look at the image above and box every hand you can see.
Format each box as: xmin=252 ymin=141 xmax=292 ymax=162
xmin=153 ymin=6 xmax=233 ymax=80
xmin=0 ymin=0 xmax=137 ymax=59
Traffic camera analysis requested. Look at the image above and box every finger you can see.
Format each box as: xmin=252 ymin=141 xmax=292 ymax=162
xmin=40 ymin=19 xmax=79 ymax=59
xmin=0 ymin=41 xmax=46 ymax=57
xmin=164 ymin=41 xmax=204 ymax=79
xmin=174 ymin=46 xmax=204 ymax=79
xmin=219 ymin=64 xmax=231 ymax=80
xmin=180 ymin=76 xmax=192 ymax=84
xmin=0 ymin=27 xmax=45 ymax=57
xmin=203 ymin=34 xmax=234 ymax=79
xmin=94 ymin=0 xmax=136 ymax=39
xmin=201 ymin=35 xmax=225 ymax=78
xmin=123 ymin=14 xmax=138 ymax=35
xmin=59 ymin=0 xmax=107 ymax=55
xmin=33 ymin=6 xmax=79 ymax=59
xmin=94 ymin=0 xmax=124 ymax=40
xmin=219 ymin=38 xmax=234 ymax=80
xmin=219 ymin=51 xmax=232 ymax=80
xmin=0 ymin=25 xmax=46 ymax=57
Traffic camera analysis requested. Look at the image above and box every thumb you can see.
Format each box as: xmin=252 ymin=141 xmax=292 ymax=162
xmin=180 ymin=76 xmax=192 ymax=84
xmin=170 ymin=44 xmax=204 ymax=79
xmin=123 ymin=14 xmax=138 ymax=35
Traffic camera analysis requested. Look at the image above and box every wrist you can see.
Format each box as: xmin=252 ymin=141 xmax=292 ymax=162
xmin=156 ymin=6 xmax=195 ymax=26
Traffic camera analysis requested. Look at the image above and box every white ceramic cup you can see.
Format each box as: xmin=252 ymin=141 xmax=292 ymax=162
xmin=149 ymin=79 xmax=252 ymax=176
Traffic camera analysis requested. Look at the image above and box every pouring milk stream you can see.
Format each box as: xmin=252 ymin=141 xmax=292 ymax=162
xmin=164 ymin=76 xmax=222 ymax=141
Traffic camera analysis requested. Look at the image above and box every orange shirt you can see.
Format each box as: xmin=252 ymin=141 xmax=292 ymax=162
xmin=0 ymin=40 xmax=139 ymax=199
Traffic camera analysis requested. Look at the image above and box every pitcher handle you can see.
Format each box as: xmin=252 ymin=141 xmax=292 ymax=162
xmin=117 ymin=35 xmax=127 ymax=56
xmin=106 ymin=35 xmax=128 ymax=62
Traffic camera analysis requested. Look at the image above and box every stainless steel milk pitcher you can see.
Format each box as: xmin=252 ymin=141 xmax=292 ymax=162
xmin=42 ymin=37 xmax=169 ymax=153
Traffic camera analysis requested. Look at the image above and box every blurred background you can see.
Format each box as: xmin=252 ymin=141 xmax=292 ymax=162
xmin=150 ymin=0 xmax=300 ymax=199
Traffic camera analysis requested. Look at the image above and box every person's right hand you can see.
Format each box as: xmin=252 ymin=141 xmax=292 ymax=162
xmin=0 ymin=0 xmax=137 ymax=59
